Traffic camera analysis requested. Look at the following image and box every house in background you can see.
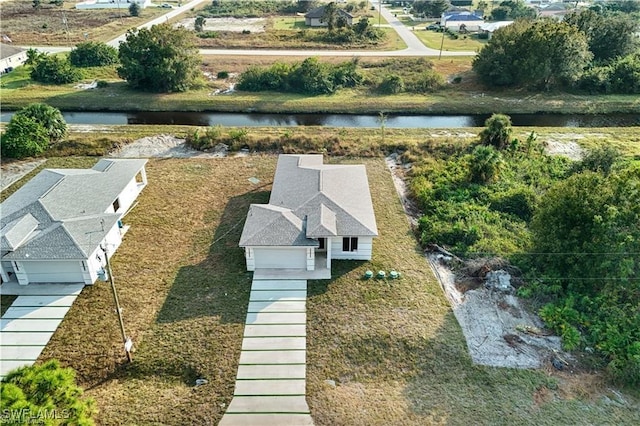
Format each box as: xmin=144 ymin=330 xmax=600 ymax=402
xmin=0 ymin=159 xmax=147 ymax=285
xmin=76 ymin=0 xmax=152 ymax=10
xmin=537 ymin=2 xmax=570 ymax=20
xmin=239 ymin=155 xmax=377 ymax=279
xmin=0 ymin=44 xmax=26 ymax=74
xmin=304 ymin=5 xmax=354 ymax=27
xmin=440 ymin=11 xmax=484 ymax=32
xmin=479 ymin=21 xmax=514 ymax=39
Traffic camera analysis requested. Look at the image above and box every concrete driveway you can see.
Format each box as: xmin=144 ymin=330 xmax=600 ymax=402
xmin=0 ymin=282 xmax=84 ymax=379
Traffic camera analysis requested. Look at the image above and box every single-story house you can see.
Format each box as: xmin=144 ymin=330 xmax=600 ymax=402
xmin=239 ymin=155 xmax=377 ymax=277
xmin=76 ymin=0 xmax=151 ymax=10
xmin=304 ymin=5 xmax=354 ymax=27
xmin=537 ymin=3 xmax=569 ymax=20
xmin=440 ymin=11 xmax=484 ymax=32
xmin=0 ymin=159 xmax=147 ymax=285
xmin=0 ymin=44 xmax=27 ymax=74
xmin=479 ymin=21 xmax=514 ymax=39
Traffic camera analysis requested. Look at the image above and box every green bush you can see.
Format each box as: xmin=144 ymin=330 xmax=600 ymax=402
xmin=13 ymin=102 xmax=67 ymax=142
xmin=489 ymin=185 xmax=537 ymax=221
xmin=377 ymin=74 xmax=404 ymax=94
xmin=70 ymin=41 xmax=118 ymax=67
xmin=96 ymin=80 xmax=109 ymax=88
xmin=1 ymin=115 xmax=50 ymax=159
xmin=479 ymin=113 xmax=513 ymax=150
xmin=30 ymin=54 xmax=82 ymax=85
xmin=198 ymin=31 xmax=218 ymax=39
xmin=411 ymin=69 xmax=445 ymax=93
xmin=185 ymin=125 xmax=223 ymax=150
xmin=217 ymin=71 xmax=229 ymax=79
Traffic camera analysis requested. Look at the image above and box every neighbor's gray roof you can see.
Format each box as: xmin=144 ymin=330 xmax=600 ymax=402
xmin=239 ymin=154 xmax=377 ymax=247
xmin=1 ymin=159 xmax=146 ymax=260
xmin=0 ymin=44 xmax=25 ymax=60
xmin=305 ymin=5 xmax=353 ymax=19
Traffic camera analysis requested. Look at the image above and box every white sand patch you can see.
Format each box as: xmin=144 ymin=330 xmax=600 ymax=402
xmin=176 ymin=17 xmax=266 ymax=32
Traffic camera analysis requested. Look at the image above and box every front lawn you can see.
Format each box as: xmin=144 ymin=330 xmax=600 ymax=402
xmin=2 ymin=154 xmax=635 ymax=424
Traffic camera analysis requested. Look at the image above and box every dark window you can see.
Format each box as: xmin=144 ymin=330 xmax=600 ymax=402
xmin=342 ymin=237 xmax=358 ymax=252
xmin=112 ymin=198 xmax=120 ymax=212
xmin=318 ymin=238 xmax=325 ymax=250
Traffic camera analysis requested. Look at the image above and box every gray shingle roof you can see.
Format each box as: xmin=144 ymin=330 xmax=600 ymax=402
xmin=304 ymin=5 xmax=354 ymax=19
xmin=239 ymin=155 xmax=377 ymax=247
xmin=0 ymin=43 xmax=25 ymax=60
xmin=1 ymin=159 xmax=146 ymax=261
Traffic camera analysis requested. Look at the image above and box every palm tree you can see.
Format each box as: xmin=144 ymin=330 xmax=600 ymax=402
xmin=479 ymin=113 xmax=513 ymax=150
xmin=15 ymin=103 xmax=67 ymax=142
xmin=469 ymin=145 xmax=504 ymax=183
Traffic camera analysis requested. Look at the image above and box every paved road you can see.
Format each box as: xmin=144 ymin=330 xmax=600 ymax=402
xmin=22 ymin=0 xmax=474 ymax=57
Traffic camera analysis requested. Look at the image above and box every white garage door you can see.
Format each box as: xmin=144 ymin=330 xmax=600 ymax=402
xmin=25 ymin=261 xmax=84 ymax=283
xmin=253 ymin=248 xmax=307 ymax=269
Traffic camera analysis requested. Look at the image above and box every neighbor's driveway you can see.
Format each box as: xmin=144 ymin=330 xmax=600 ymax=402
xmin=0 ymin=282 xmax=84 ymax=379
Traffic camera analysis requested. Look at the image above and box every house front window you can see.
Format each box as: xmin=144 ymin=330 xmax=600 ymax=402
xmin=112 ymin=198 xmax=120 ymax=212
xmin=342 ymin=237 xmax=358 ymax=252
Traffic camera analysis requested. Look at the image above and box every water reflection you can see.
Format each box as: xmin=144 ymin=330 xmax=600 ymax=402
xmin=1 ymin=111 xmax=638 ymax=128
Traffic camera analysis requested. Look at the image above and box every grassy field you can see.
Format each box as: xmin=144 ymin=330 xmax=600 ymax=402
xmin=2 ymin=154 xmax=638 ymax=424
xmin=414 ymin=28 xmax=487 ymax=52
xmin=0 ymin=0 xmax=167 ymax=45
xmin=2 ymin=55 xmax=639 ymax=115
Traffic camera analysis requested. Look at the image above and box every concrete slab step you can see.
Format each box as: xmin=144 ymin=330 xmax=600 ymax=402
xmin=11 ymin=295 xmax=77 ymax=307
xmin=234 ymin=379 xmax=306 ymax=396
xmin=252 ymin=280 xmax=307 ymax=291
xmin=248 ymin=301 xmax=306 ymax=313
xmin=244 ymin=324 xmax=306 ymax=338
xmin=237 ymin=364 xmax=305 ymax=380
xmin=0 ymin=345 xmax=45 ymax=360
xmin=0 ymin=283 xmax=84 ymax=296
xmin=242 ymin=337 xmax=306 ymax=351
xmin=2 ymin=306 xmax=71 ymax=320
xmin=218 ymin=413 xmax=314 ymax=426
xmin=1 ymin=319 xmax=63 ymax=333
xmin=225 ymin=395 xmax=310 ymax=414
xmin=246 ymin=312 xmax=306 ymax=325
xmin=239 ymin=350 xmax=306 ymax=365
xmin=250 ymin=290 xmax=307 ymax=301
xmin=0 ymin=332 xmax=56 ymax=346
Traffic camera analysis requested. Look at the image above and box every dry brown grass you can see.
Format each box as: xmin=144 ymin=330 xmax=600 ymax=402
xmin=0 ymin=1 xmax=166 ymax=45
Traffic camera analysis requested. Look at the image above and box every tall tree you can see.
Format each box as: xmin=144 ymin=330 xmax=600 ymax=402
xmin=117 ymin=23 xmax=201 ymax=93
xmin=322 ymin=2 xmax=338 ymax=31
xmin=473 ymin=20 xmax=591 ymax=90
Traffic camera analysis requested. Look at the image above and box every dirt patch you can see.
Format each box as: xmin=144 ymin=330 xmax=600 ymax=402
xmin=1 ymin=159 xmax=47 ymax=191
xmin=176 ymin=17 xmax=266 ymax=33
xmin=543 ymin=140 xmax=584 ymax=161
xmin=109 ymin=134 xmax=229 ymax=158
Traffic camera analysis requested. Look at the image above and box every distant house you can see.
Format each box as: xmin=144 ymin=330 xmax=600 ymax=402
xmin=76 ymin=0 xmax=152 ymax=10
xmin=239 ymin=155 xmax=377 ymax=278
xmin=0 ymin=44 xmax=27 ymax=74
xmin=0 ymin=159 xmax=147 ymax=285
xmin=537 ymin=3 xmax=569 ymax=20
xmin=304 ymin=5 xmax=354 ymax=27
xmin=479 ymin=21 xmax=514 ymax=39
xmin=441 ymin=11 xmax=484 ymax=32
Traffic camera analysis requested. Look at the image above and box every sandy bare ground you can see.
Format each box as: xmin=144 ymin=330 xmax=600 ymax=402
xmin=1 ymin=159 xmax=47 ymax=191
xmin=176 ymin=17 xmax=266 ymax=33
xmin=109 ymin=134 xmax=228 ymax=158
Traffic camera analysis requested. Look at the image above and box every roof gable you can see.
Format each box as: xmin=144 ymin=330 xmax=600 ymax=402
xmin=305 ymin=5 xmax=353 ymax=19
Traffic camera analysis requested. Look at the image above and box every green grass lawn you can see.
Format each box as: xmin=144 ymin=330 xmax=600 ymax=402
xmin=0 ymin=295 xmax=17 ymax=317
xmin=3 ymin=154 xmax=637 ymax=425
xmin=414 ymin=29 xmax=487 ymax=52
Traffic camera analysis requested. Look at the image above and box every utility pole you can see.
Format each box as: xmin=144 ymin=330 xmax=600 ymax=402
xmin=438 ymin=19 xmax=446 ymax=60
xmin=378 ymin=0 xmax=382 ymax=27
xmin=102 ymin=245 xmax=133 ymax=363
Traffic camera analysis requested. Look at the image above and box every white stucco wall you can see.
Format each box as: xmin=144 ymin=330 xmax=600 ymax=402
xmin=330 ymin=236 xmax=373 ymax=261
xmin=1 ymin=51 xmax=27 ymax=73
xmin=106 ymin=171 xmax=146 ymax=215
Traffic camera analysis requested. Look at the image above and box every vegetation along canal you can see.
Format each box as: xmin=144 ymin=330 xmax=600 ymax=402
xmin=1 ymin=111 xmax=639 ymax=128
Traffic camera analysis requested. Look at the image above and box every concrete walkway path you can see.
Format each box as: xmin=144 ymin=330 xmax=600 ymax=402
xmin=0 ymin=283 xmax=84 ymax=379
xmin=219 ymin=279 xmax=314 ymax=426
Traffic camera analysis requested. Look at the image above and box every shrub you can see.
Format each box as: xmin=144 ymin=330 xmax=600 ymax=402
xmin=194 ymin=16 xmax=206 ymax=32
xmin=1 ymin=115 xmax=50 ymax=159
xmin=198 ymin=31 xmax=218 ymax=39
xmin=288 ymin=57 xmax=335 ymax=95
xmin=217 ymin=71 xmax=229 ymax=79
xmin=70 ymin=41 xmax=118 ymax=67
xmin=469 ymin=145 xmax=504 ymax=183
xmin=578 ymin=65 xmax=612 ymax=94
xmin=129 ymin=2 xmax=140 ymax=16
xmin=185 ymin=125 xmax=223 ymax=150
xmin=479 ymin=113 xmax=513 ymax=150
xmin=14 ymin=103 xmax=67 ymax=142
xmin=96 ymin=80 xmax=109 ymax=88
xmin=412 ymin=69 xmax=445 ymax=93
xmin=489 ymin=185 xmax=537 ymax=221
xmin=30 ymin=54 xmax=82 ymax=85
xmin=0 ymin=360 xmax=96 ymax=424
xmin=378 ymin=74 xmax=404 ymax=94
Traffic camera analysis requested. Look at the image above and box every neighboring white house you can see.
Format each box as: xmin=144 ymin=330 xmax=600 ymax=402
xmin=0 ymin=44 xmax=27 ymax=74
xmin=239 ymin=154 xmax=378 ymax=277
xmin=479 ymin=21 xmax=514 ymax=39
xmin=440 ymin=11 xmax=484 ymax=32
xmin=304 ymin=5 xmax=354 ymax=27
xmin=0 ymin=159 xmax=148 ymax=285
xmin=76 ymin=0 xmax=151 ymax=10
